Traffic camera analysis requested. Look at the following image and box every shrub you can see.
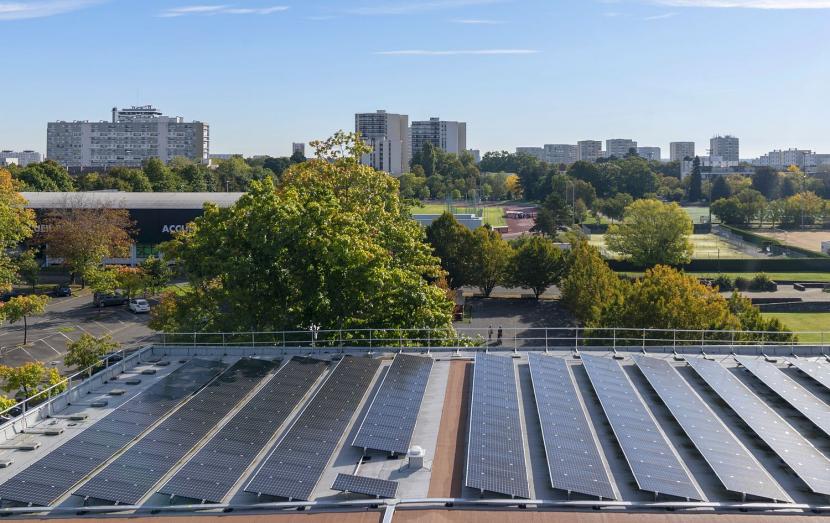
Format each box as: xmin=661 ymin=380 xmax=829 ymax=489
xmin=734 ymin=277 xmax=750 ymax=291
xmin=712 ymin=274 xmax=733 ymax=291
xmin=749 ymin=273 xmax=776 ymax=292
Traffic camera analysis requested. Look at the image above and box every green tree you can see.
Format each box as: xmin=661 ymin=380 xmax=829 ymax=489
xmin=467 ymin=227 xmax=513 ymax=297
xmin=727 ymin=293 xmax=794 ymax=343
xmin=153 ymin=132 xmax=453 ymax=335
xmin=140 ymin=256 xmax=173 ymax=295
xmin=559 ymin=240 xmax=624 ymax=327
xmin=15 ymin=250 xmax=41 ymax=292
xmin=596 ymin=193 xmax=633 ymax=222
xmin=606 ymin=199 xmax=693 ymax=267
xmin=688 ymin=156 xmax=703 ymax=202
xmin=11 ymin=160 xmax=75 ymax=191
xmin=65 ymin=334 xmax=119 ymax=377
xmin=510 ymin=236 xmax=566 ymax=298
xmin=751 ymin=166 xmax=781 ymax=199
xmin=425 ymin=212 xmax=473 ymax=289
xmin=710 ymin=175 xmax=732 ymax=202
xmin=0 ymin=362 xmax=49 ymax=398
xmin=2 ymin=294 xmax=50 ymax=345
xmin=0 ymin=169 xmax=37 ymax=290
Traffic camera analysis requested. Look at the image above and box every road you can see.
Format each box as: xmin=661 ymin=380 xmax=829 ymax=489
xmin=0 ymin=289 xmax=154 ymax=369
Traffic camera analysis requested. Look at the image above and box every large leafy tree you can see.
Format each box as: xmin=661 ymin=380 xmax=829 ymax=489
xmin=510 ymin=236 xmax=566 ymax=298
xmin=751 ymin=166 xmax=781 ymax=199
xmin=466 ymin=227 xmax=513 ymax=297
xmin=2 ymin=294 xmax=50 ymax=345
xmin=65 ymin=334 xmax=119 ymax=377
xmin=425 ymin=213 xmax=473 ymax=289
xmin=153 ymin=132 xmax=453 ymax=334
xmin=559 ymin=240 xmax=624 ymax=327
xmin=606 ymin=199 xmax=693 ymax=267
xmin=0 ymin=169 xmax=37 ymax=292
xmin=10 ymin=160 xmax=75 ymax=191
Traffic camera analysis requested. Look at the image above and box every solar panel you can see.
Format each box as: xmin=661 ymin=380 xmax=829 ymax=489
xmin=632 ymin=356 xmax=790 ymax=502
xmin=735 ymin=356 xmax=830 ymax=437
xmin=331 ymin=474 xmax=398 ymax=499
xmin=579 ymin=354 xmax=704 ymax=501
xmin=158 ymin=357 xmax=328 ymax=503
xmin=352 ymin=353 xmax=433 ymax=454
xmin=790 ymin=358 xmax=830 ymax=391
xmin=244 ymin=356 xmax=381 ymax=501
xmin=687 ymin=357 xmax=830 ymax=497
xmin=465 ymin=353 xmax=530 ymax=499
xmin=73 ymin=358 xmax=275 ymax=505
xmin=0 ymin=359 xmax=225 ymax=507
xmin=526 ymin=353 xmax=616 ymax=500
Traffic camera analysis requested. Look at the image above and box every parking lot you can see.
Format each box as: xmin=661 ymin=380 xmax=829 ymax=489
xmin=0 ymin=289 xmax=154 ymax=370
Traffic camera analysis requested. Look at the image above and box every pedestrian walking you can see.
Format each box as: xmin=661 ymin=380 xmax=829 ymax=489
xmin=488 ymin=324 xmax=493 ymax=341
xmin=497 ymin=325 xmax=503 ymax=345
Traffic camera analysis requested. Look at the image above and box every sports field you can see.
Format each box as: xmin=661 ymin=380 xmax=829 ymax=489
xmin=683 ymin=206 xmax=711 ymax=225
xmin=590 ymin=233 xmax=753 ymax=259
xmin=756 ymin=229 xmax=830 ymax=255
xmin=762 ymin=313 xmax=830 ymax=343
xmin=413 ymin=203 xmax=507 ymax=227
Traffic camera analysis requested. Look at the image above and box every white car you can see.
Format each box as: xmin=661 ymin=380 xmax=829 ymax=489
xmin=128 ymin=299 xmax=150 ymax=314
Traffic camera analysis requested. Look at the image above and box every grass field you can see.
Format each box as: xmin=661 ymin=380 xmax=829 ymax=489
xmin=412 ymin=203 xmax=507 ymax=227
xmin=683 ymin=206 xmax=711 ymax=225
xmin=762 ymin=313 xmax=830 ymax=343
xmin=756 ymin=230 xmax=830 ymax=255
xmin=590 ymin=233 xmax=751 ymax=259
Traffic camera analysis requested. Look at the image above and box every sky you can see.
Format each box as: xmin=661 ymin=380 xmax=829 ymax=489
xmin=1 ymin=0 xmax=829 ymax=159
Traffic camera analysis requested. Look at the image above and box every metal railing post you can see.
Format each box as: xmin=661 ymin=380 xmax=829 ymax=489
xmin=642 ymin=328 xmax=646 ymax=350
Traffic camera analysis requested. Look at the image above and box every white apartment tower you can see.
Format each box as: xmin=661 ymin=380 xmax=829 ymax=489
xmin=606 ymin=139 xmax=638 ymax=158
xmin=0 ymin=150 xmax=42 ymax=167
xmin=637 ymin=147 xmax=661 ymax=161
xmin=577 ymin=140 xmax=602 ymax=162
xmin=710 ymin=135 xmax=740 ymax=162
xmin=355 ymin=110 xmax=410 ymax=175
xmin=47 ymin=105 xmax=209 ymax=170
xmin=410 ymin=117 xmax=467 ymax=156
xmin=670 ymin=142 xmax=695 ymax=162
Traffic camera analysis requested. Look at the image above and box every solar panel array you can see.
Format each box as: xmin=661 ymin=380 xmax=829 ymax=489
xmin=0 ymin=359 xmax=225 ymax=506
xmin=331 ymin=474 xmax=398 ymax=499
xmin=244 ymin=356 xmax=381 ymax=500
xmin=465 ymin=354 xmax=530 ymax=499
xmin=790 ymin=358 xmax=830 ymax=391
xmin=158 ymin=357 xmax=329 ymax=503
xmin=580 ymin=354 xmax=704 ymax=501
xmin=527 ymin=353 xmax=616 ymax=500
xmin=352 ymin=353 xmax=433 ymax=454
xmin=73 ymin=358 xmax=276 ymax=505
xmin=735 ymin=356 xmax=830 ymax=437
xmin=632 ymin=356 xmax=790 ymax=502
xmin=687 ymin=357 xmax=830 ymax=497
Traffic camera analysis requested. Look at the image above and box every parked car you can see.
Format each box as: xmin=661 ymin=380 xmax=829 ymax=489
xmin=93 ymin=291 xmax=127 ymax=308
xmin=0 ymin=289 xmax=25 ymax=302
xmin=53 ymin=283 xmax=72 ymax=297
xmin=128 ymin=298 xmax=150 ymax=314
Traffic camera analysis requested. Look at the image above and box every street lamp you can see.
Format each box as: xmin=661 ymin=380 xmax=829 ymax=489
xmin=309 ymin=323 xmax=320 ymax=348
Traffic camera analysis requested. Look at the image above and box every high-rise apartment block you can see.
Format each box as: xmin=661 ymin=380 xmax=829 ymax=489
xmin=47 ymin=105 xmax=209 ymax=170
xmin=0 ymin=150 xmax=42 ymax=167
xmin=468 ymin=149 xmax=481 ymax=164
xmin=606 ymin=139 xmax=637 ymax=158
xmin=710 ymin=135 xmax=740 ymax=162
xmin=637 ymin=147 xmax=661 ymax=161
xmin=355 ymin=110 xmax=410 ymax=175
xmin=544 ymin=144 xmax=577 ymax=165
xmin=670 ymin=142 xmax=695 ymax=162
xmin=754 ymin=149 xmax=813 ymax=169
xmin=410 ymin=117 xmax=467 ymax=156
xmin=577 ymin=140 xmax=602 ymax=162
xmin=292 ymin=143 xmax=306 ymax=156
xmin=516 ymin=147 xmax=545 ymax=162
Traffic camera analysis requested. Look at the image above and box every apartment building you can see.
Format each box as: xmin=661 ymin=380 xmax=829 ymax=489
xmin=292 ymin=143 xmax=306 ymax=156
xmin=47 ymin=105 xmax=209 ymax=170
xmin=606 ymin=139 xmax=637 ymax=158
xmin=710 ymin=135 xmax=740 ymax=162
xmin=516 ymin=147 xmax=545 ymax=162
xmin=544 ymin=144 xmax=577 ymax=165
xmin=577 ymin=140 xmax=602 ymax=162
xmin=355 ymin=110 xmax=410 ymax=175
xmin=670 ymin=142 xmax=695 ymax=162
xmin=410 ymin=117 xmax=467 ymax=156
xmin=0 ymin=150 xmax=42 ymax=167
xmin=637 ymin=146 xmax=661 ymax=161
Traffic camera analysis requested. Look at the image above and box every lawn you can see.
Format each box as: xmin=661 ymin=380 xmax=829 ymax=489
xmin=683 ymin=206 xmax=711 ymax=225
xmin=762 ymin=313 xmax=830 ymax=343
xmin=411 ymin=202 xmax=507 ymax=227
xmin=590 ymin=233 xmax=751 ymax=259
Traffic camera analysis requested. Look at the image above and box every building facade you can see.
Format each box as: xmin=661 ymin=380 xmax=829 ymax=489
xmin=577 ymin=140 xmax=602 ymax=162
xmin=410 ymin=118 xmax=467 ymax=156
xmin=710 ymin=135 xmax=740 ymax=162
xmin=637 ymin=147 xmax=661 ymax=161
xmin=0 ymin=150 xmax=42 ymax=167
xmin=516 ymin=147 xmax=545 ymax=162
xmin=468 ymin=149 xmax=481 ymax=164
xmin=544 ymin=144 xmax=577 ymax=165
xmin=355 ymin=110 xmax=410 ymax=175
xmin=46 ymin=105 xmax=209 ymax=170
xmin=292 ymin=143 xmax=306 ymax=156
xmin=670 ymin=142 xmax=695 ymax=162
xmin=606 ymin=139 xmax=637 ymax=158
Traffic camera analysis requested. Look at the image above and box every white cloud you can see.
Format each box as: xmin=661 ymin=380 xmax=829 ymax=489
xmin=159 ymin=4 xmax=289 ymax=17
xmin=651 ymin=0 xmax=830 ymax=7
xmin=375 ymin=49 xmax=539 ymax=55
xmin=453 ymin=18 xmax=503 ymax=23
xmin=643 ymin=11 xmax=677 ymax=18
xmin=349 ymin=0 xmax=501 ymax=15
xmin=0 ymin=0 xmax=100 ymax=20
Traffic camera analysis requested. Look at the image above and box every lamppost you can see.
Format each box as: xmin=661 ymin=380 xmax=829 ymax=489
xmin=309 ymin=323 xmax=320 ymax=348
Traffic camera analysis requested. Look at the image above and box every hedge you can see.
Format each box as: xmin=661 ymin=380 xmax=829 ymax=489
xmin=608 ymin=257 xmax=830 ymax=273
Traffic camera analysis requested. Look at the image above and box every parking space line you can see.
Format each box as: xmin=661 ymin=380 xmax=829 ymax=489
xmin=40 ymin=338 xmax=62 ymax=355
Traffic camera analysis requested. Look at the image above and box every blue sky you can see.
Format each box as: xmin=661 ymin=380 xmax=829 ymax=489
xmin=1 ymin=0 xmax=829 ymax=158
